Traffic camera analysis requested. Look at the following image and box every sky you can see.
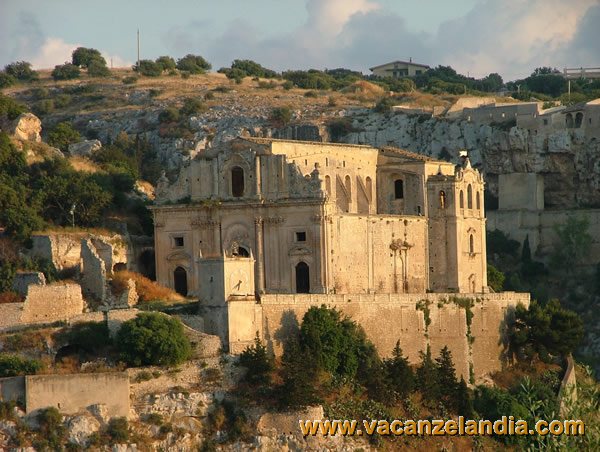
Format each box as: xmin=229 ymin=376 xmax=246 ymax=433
xmin=1 ymin=0 xmax=598 ymax=82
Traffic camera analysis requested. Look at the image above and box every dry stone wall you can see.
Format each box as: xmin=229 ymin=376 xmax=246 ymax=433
xmin=12 ymin=272 xmax=46 ymax=297
xmin=80 ymin=239 xmax=107 ymax=302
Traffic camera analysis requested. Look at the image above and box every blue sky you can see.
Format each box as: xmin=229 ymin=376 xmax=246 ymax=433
xmin=1 ymin=0 xmax=598 ymax=81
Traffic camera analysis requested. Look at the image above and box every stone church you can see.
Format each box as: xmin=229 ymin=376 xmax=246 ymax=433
xmin=152 ymin=137 xmax=488 ymax=302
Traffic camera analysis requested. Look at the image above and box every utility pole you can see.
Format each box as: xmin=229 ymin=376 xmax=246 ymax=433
xmin=137 ymin=29 xmax=140 ymax=67
xmin=568 ymin=79 xmax=571 ymax=102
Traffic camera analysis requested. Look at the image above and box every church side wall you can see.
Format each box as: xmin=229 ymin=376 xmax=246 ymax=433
xmin=227 ymin=292 xmax=530 ymax=383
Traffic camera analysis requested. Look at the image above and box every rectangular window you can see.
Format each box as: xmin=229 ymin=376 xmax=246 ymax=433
xmin=173 ymin=236 xmax=184 ymax=247
xmin=295 ymin=232 xmax=306 ymax=242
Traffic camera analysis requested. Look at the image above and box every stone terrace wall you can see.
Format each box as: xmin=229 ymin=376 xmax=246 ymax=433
xmin=24 ymin=372 xmax=130 ymax=417
xmin=20 ymin=283 xmax=84 ymax=324
xmin=0 ymin=376 xmax=25 ymax=402
xmin=227 ymin=292 xmax=530 ymax=383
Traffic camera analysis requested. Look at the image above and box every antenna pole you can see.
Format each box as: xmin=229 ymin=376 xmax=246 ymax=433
xmin=137 ymin=29 xmax=140 ymax=67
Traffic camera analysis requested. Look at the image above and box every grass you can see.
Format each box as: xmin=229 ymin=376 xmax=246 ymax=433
xmin=111 ymin=270 xmax=184 ymax=303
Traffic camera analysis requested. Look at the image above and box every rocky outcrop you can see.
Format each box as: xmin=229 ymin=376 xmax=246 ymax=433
xmin=68 ymin=139 xmax=102 ymax=157
xmin=341 ymin=112 xmax=600 ymax=208
xmin=10 ymin=113 xmax=42 ymax=142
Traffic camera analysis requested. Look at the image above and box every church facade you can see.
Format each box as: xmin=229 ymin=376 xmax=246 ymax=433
xmin=151 ymin=137 xmax=488 ymax=302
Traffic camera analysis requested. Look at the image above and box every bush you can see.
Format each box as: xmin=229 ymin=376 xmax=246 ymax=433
xmin=51 ymin=63 xmax=81 ymax=81
xmin=282 ymin=80 xmax=294 ymax=90
xmin=0 ymin=354 xmax=43 ymax=377
xmin=238 ymin=333 xmax=273 ymax=386
xmin=33 ymin=99 xmax=55 ymax=116
xmin=487 ymin=264 xmax=505 ymax=292
xmin=373 ymin=96 xmax=395 ymax=113
xmin=155 ymin=56 xmax=176 ymax=72
xmin=122 ymin=76 xmax=138 ymax=85
xmin=176 ymin=54 xmax=211 ymax=74
xmin=270 ymin=106 xmax=292 ymax=125
xmin=0 ymin=72 xmax=17 ymax=89
xmin=304 ymin=90 xmax=318 ymax=98
xmin=36 ymin=407 xmax=66 ymax=449
xmin=60 ymin=321 xmax=111 ymax=354
xmin=4 ymin=61 xmax=38 ymax=81
xmin=47 ymin=121 xmax=81 ymax=152
xmin=134 ymin=59 xmax=162 ymax=77
xmin=230 ymin=59 xmax=277 ymax=78
xmin=87 ymin=59 xmax=111 ymax=77
xmin=180 ymin=97 xmax=206 ymax=116
xmin=107 ymin=417 xmax=129 ymax=442
xmin=158 ymin=107 xmax=180 ymax=123
xmin=0 ymin=93 xmax=27 ymax=120
xmin=116 ymin=312 xmax=192 ymax=366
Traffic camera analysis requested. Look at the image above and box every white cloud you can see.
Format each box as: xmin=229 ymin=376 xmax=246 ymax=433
xmin=29 ymin=37 xmax=80 ymax=69
xmin=101 ymin=52 xmax=132 ymax=69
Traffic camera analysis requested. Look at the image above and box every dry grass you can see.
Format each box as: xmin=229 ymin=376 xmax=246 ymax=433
xmin=68 ymin=156 xmax=105 ymax=173
xmin=112 ymin=270 xmax=184 ymax=303
xmin=341 ymin=80 xmax=385 ymax=99
xmin=491 ymin=360 xmax=561 ymax=390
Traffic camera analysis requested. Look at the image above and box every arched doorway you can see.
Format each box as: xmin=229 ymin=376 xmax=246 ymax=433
xmin=173 ymin=266 xmax=188 ymax=296
xmin=295 ymin=262 xmax=310 ymax=294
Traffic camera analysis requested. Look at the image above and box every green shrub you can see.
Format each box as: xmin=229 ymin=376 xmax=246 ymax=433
xmin=176 ymin=54 xmax=211 ymax=74
xmin=116 ymin=312 xmax=192 ymax=366
xmin=158 ymin=107 xmax=180 ymax=123
xmin=304 ymin=90 xmax=318 ymax=98
xmin=238 ymin=333 xmax=273 ymax=386
xmin=60 ymin=321 xmax=111 ymax=354
xmin=0 ymin=72 xmax=17 ymax=89
xmin=487 ymin=264 xmax=505 ymax=292
xmin=180 ymin=97 xmax=206 ymax=116
xmin=134 ymin=59 xmax=162 ymax=77
xmin=4 ymin=61 xmax=38 ymax=81
xmin=0 ymin=94 xmax=27 ymax=120
xmin=87 ymin=59 xmax=111 ymax=77
xmin=373 ymin=96 xmax=395 ymax=113
xmin=36 ymin=407 xmax=66 ymax=449
xmin=155 ymin=56 xmax=176 ymax=72
xmin=51 ymin=63 xmax=81 ymax=81
xmin=47 ymin=121 xmax=81 ymax=151
xmin=282 ymin=80 xmax=294 ymax=90
xmin=122 ymin=76 xmax=138 ymax=85
xmin=72 ymin=47 xmax=105 ymax=68
xmin=107 ymin=417 xmax=129 ymax=442
xmin=0 ymin=354 xmax=43 ymax=377
xmin=33 ymin=99 xmax=54 ymax=116
xmin=270 ymin=106 xmax=292 ymax=125
xmin=144 ymin=412 xmax=163 ymax=426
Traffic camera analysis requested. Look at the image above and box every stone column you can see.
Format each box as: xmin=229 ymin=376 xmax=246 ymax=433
xmin=212 ymin=159 xmax=219 ymax=198
xmin=254 ymin=217 xmax=265 ymax=294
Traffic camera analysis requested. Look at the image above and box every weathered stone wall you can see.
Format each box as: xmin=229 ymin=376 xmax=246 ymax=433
xmin=0 ymin=304 xmax=26 ymax=331
xmin=487 ymin=209 xmax=600 ymax=264
xmin=80 ymin=239 xmax=107 ymax=302
xmin=24 ymin=372 xmax=130 ymax=417
xmin=20 ymin=283 xmax=84 ymax=324
xmin=226 ymin=292 xmax=530 ymax=383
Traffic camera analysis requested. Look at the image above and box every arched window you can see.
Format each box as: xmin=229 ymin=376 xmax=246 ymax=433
xmin=467 ymin=184 xmax=473 ymax=209
xmin=459 ymin=190 xmax=464 ymax=208
xmin=365 ymin=177 xmax=372 ymax=200
xmin=295 ymin=262 xmax=310 ymax=293
xmin=566 ymin=113 xmax=574 ymax=128
xmin=476 ymin=192 xmax=481 ymax=210
xmin=469 ymin=234 xmax=474 ymax=254
xmin=394 ymin=179 xmax=404 ymax=199
xmin=325 ymin=175 xmax=331 ymax=195
xmin=231 ymin=166 xmax=244 ymax=197
xmin=575 ymin=112 xmax=584 ymax=128
xmin=439 ymin=190 xmax=446 ymax=209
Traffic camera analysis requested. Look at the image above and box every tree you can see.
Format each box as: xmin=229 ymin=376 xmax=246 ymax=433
xmin=238 ymin=333 xmax=273 ymax=386
xmin=155 ymin=56 xmax=176 ymax=72
xmin=4 ymin=61 xmax=38 ymax=81
xmin=116 ymin=312 xmax=192 ymax=366
xmin=134 ymin=59 xmax=162 ymax=77
xmin=487 ymin=264 xmax=505 ymax=292
xmin=521 ymin=235 xmax=532 ymax=263
xmin=510 ymin=300 xmax=584 ymax=362
xmin=278 ymin=336 xmax=319 ymax=408
xmin=383 ymin=340 xmax=414 ymax=398
xmin=230 ymin=59 xmax=277 ymax=78
xmin=416 ymin=345 xmax=441 ymax=403
xmin=47 ymin=121 xmax=81 ymax=152
xmin=550 ymin=216 xmax=592 ymax=272
xmin=51 ymin=63 xmax=80 ymax=81
xmin=270 ymin=106 xmax=292 ymax=126
xmin=176 ymin=54 xmax=211 ymax=74
xmin=72 ymin=47 xmax=106 ymax=68
xmin=435 ymin=346 xmax=459 ymax=409
xmin=87 ymin=59 xmax=111 ymax=77
xmin=455 ymin=377 xmax=474 ymax=417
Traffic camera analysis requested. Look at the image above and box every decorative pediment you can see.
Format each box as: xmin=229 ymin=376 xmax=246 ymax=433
xmin=288 ymin=246 xmax=311 ymax=257
xmin=167 ymin=251 xmax=191 ymax=262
